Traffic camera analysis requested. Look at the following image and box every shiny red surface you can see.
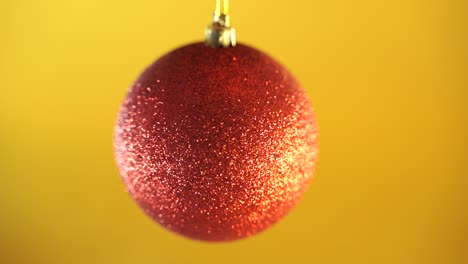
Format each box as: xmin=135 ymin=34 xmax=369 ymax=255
xmin=114 ymin=42 xmax=319 ymax=241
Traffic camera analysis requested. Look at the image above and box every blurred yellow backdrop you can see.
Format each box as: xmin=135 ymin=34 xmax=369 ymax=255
xmin=0 ymin=0 xmax=466 ymax=263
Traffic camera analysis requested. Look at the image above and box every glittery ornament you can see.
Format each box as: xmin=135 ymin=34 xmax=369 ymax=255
xmin=114 ymin=1 xmax=319 ymax=242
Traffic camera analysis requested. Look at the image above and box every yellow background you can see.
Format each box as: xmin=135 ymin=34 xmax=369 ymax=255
xmin=1 ymin=0 xmax=466 ymax=263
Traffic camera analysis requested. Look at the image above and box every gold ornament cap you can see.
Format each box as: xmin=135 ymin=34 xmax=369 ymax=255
xmin=205 ymin=0 xmax=236 ymax=48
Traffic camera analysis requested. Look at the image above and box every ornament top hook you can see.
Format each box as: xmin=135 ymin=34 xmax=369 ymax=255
xmin=205 ymin=0 xmax=236 ymax=48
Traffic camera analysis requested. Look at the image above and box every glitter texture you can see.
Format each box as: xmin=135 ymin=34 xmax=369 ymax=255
xmin=114 ymin=42 xmax=319 ymax=241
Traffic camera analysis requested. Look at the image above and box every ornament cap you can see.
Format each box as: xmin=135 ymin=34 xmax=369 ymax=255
xmin=205 ymin=0 xmax=236 ymax=48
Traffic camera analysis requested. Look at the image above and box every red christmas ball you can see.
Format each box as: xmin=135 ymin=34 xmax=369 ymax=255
xmin=114 ymin=42 xmax=319 ymax=241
